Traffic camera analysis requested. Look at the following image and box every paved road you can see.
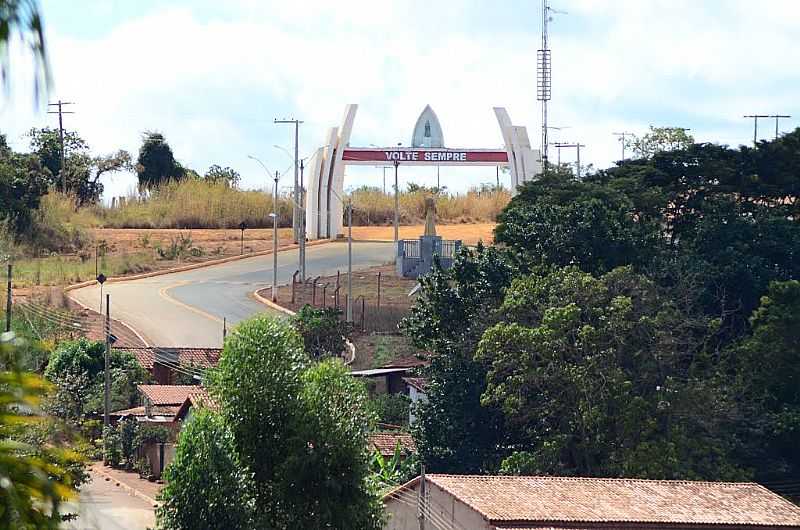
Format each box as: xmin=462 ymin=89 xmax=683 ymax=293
xmin=64 ymin=473 xmax=156 ymax=530
xmin=70 ymin=242 xmax=393 ymax=347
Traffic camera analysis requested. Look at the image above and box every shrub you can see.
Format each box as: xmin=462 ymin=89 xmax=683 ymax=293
xmin=102 ymin=425 xmax=122 ymax=467
xmin=292 ymin=305 xmax=352 ymax=360
xmin=157 ymin=410 xmax=255 ymax=530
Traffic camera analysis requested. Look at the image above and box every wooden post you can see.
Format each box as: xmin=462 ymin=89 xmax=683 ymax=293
xmin=377 ymin=271 xmax=382 ymax=310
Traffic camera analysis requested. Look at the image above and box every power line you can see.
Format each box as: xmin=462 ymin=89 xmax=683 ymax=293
xmin=47 ymin=100 xmax=75 ymax=193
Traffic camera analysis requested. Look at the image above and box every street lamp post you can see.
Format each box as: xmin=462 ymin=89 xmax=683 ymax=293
xmin=393 ymin=160 xmax=400 ymax=244
xmin=272 ymin=170 xmax=279 ymax=302
xmin=347 ymin=199 xmax=353 ymax=322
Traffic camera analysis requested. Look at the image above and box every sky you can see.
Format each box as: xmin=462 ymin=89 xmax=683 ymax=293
xmin=2 ymin=0 xmax=799 ymax=200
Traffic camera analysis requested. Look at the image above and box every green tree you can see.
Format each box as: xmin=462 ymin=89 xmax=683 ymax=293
xmin=157 ymin=410 xmax=255 ymax=530
xmin=0 ymin=134 xmax=48 ymax=234
xmin=624 ymin=126 xmax=695 ymax=159
xmin=495 ymin=172 xmax=660 ymax=275
xmin=44 ymin=338 xmax=149 ymax=419
xmin=136 ymin=131 xmax=184 ymax=189
xmin=730 ymin=280 xmax=800 ymax=487
xmin=477 ymin=266 xmax=743 ymax=480
xmin=27 ymin=127 xmax=131 ymax=204
xmin=210 ymin=315 xmax=381 ymax=529
xmin=292 ymin=305 xmax=351 ymax=360
xmin=204 ymin=164 xmax=240 ymax=187
xmin=401 ymin=244 xmax=514 ymax=473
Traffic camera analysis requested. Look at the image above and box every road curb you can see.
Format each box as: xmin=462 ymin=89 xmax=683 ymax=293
xmin=92 ymin=465 xmax=160 ymax=508
xmin=64 ymin=239 xmax=332 ymax=293
xmin=252 ymin=289 xmax=296 ymax=317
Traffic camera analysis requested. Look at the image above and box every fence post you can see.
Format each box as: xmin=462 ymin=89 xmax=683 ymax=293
xmin=334 ymin=286 xmax=341 ymax=309
xmin=361 ymin=297 xmax=366 ymax=333
xmin=291 ymin=270 xmax=300 ymax=304
xmin=377 ymin=271 xmax=382 ymax=310
xmin=310 ymin=276 xmax=321 ymax=306
xmin=5 ymin=264 xmax=11 ymax=333
xmin=322 ymin=283 xmax=330 ymax=308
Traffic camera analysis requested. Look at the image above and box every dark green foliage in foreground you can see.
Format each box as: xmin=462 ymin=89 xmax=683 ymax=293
xmin=159 ymin=316 xmax=381 ymax=530
xmin=157 ymin=410 xmax=255 ymax=530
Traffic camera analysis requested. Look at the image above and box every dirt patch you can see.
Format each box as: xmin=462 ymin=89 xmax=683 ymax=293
xmin=264 ymin=263 xmax=416 ymax=323
xmin=350 ymin=223 xmax=495 ymax=245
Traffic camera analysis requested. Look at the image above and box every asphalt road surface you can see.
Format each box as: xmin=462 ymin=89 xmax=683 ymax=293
xmin=64 ymin=474 xmax=156 ymax=530
xmin=70 ymin=242 xmax=393 ymax=347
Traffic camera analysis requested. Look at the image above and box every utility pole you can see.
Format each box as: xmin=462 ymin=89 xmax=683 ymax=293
xmin=768 ymin=114 xmax=791 ymax=139
xmin=274 ymin=118 xmax=304 ymax=243
xmin=553 ymin=142 xmax=586 ymax=178
xmin=374 ymin=166 xmax=391 ymax=194
xmin=346 ymin=200 xmax=353 ymax=323
xmin=5 ymin=264 xmax=11 ymax=333
xmin=743 ymin=114 xmax=770 ymax=146
xmin=417 ymin=465 xmax=427 ymax=530
xmin=299 ymin=159 xmax=306 ymax=281
xmin=613 ymin=131 xmax=633 ymax=160
xmin=47 ymin=100 xmax=75 ymax=193
xmin=393 ymin=160 xmax=400 ymax=245
xmin=104 ymin=294 xmax=111 ymax=429
xmin=272 ymin=170 xmax=279 ymax=302
xmin=537 ymin=0 xmax=553 ymax=170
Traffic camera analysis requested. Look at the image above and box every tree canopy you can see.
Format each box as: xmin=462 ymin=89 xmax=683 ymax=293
xmin=159 ymin=316 xmax=381 ymax=529
xmin=136 ymin=132 xmax=184 ymax=189
xmin=408 ymin=130 xmax=800 ymax=491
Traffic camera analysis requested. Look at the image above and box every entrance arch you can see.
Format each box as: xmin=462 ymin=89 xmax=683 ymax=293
xmin=305 ymin=104 xmax=541 ymax=240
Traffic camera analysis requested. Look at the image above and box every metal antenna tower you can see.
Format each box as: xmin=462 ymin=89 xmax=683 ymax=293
xmin=537 ymin=0 xmax=553 ymax=170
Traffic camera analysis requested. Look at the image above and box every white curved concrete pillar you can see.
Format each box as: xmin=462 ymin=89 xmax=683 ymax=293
xmin=327 ymin=104 xmax=358 ymax=239
xmin=317 ymin=127 xmax=339 ymax=239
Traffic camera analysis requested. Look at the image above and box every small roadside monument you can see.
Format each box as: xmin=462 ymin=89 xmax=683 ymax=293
xmin=396 ymin=197 xmax=462 ymax=279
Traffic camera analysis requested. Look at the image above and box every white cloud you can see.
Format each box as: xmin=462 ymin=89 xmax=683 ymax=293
xmin=2 ymin=0 xmax=799 ymax=197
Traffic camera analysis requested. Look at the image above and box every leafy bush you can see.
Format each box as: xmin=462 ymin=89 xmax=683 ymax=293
xmin=157 ymin=410 xmax=255 ymax=530
xmin=292 ymin=305 xmax=352 ymax=359
xmin=367 ymin=393 xmax=411 ymax=426
xmin=102 ymin=425 xmax=122 ymax=467
xmin=45 ymin=338 xmax=150 ymax=420
xmin=158 ymin=316 xmax=384 ymax=528
xmin=118 ymin=417 xmax=138 ymax=470
xmin=135 ymin=457 xmax=153 ymax=480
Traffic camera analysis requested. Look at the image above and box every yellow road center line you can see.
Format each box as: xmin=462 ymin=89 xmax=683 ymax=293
xmin=158 ymin=281 xmax=223 ymax=324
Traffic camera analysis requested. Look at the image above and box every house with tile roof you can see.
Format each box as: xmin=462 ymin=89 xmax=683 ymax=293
xmin=383 ymin=474 xmax=800 ymax=530
xmin=368 ymin=432 xmax=417 ymax=458
xmin=113 ymin=346 xmax=220 ymax=384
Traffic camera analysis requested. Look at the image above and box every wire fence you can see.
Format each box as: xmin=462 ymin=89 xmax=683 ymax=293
xmin=289 ymin=271 xmax=412 ymax=333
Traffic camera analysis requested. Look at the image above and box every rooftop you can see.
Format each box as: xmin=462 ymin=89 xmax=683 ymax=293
xmin=368 ymin=432 xmax=417 ymax=457
xmin=386 ymin=475 xmax=800 ymax=527
xmin=138 ymin=385 xmax=209 ymax=406
xmin=115 ymin=347 xmax=221 ymax=370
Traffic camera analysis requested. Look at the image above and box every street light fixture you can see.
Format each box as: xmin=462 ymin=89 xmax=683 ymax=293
xmin=249 ymin=155 xmax=283 ymax=300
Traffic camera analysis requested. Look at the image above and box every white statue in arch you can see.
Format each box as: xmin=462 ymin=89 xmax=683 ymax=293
xmin=412 ymin=105 xmax=444 ymax=148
